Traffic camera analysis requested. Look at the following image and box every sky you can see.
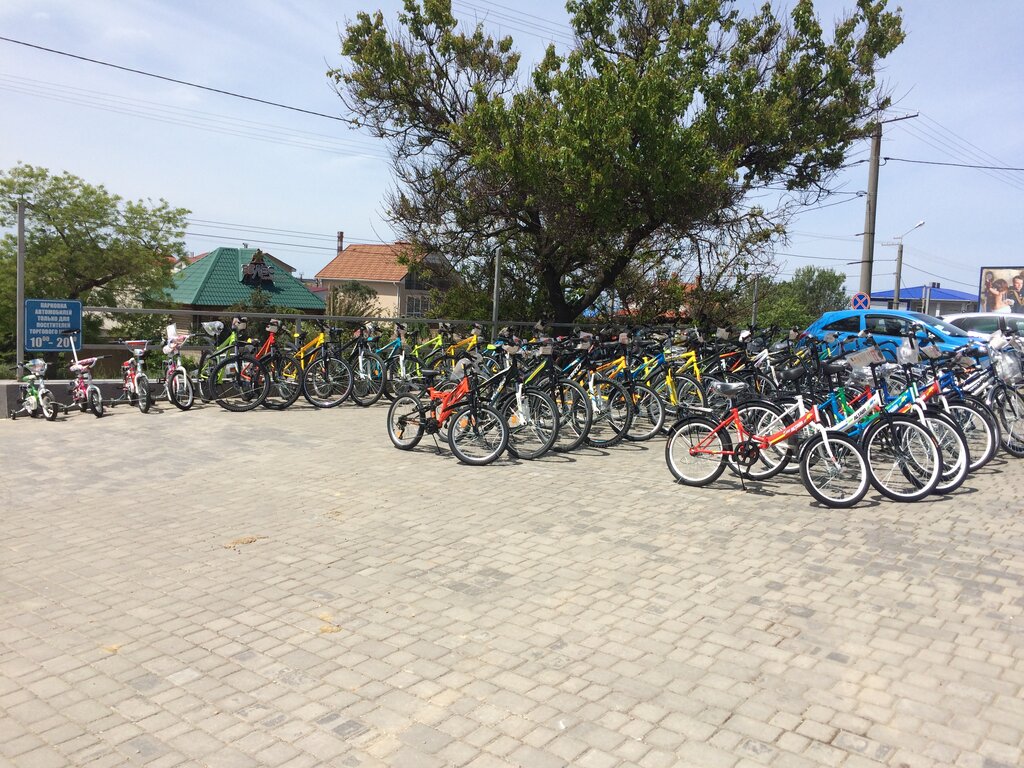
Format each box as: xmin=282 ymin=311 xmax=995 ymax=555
xmin=1 ymin=0 xmax=1022 ymax=304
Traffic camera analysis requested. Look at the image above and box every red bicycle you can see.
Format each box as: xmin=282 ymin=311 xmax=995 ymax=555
xmin=385 ymin=358 xmax=509 ymax=465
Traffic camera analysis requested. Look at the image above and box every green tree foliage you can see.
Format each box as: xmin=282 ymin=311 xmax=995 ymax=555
xmin=326 ymin=280 xmax=382 ymax=318
xmin=331 ymin=0 xmax=903 ymax=323
xmin=0 ymin=164 xmax=189 ymax=357
xmin=756 ymin=266 xmax=848 ymax=329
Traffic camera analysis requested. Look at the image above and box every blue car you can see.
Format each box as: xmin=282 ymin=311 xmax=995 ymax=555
xmin=805 ymin=309 xmax=974 ymax=359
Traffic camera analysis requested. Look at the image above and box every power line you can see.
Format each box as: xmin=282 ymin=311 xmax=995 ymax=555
xmin=0 ymin=35 xmax=347 ymax=122
xmin=883 ymin=157 xmax=1024 ymax=172
xmin=186 ymin=218 xmax=394 ymax=245
xmin=900 ymin=261 xmax=976 ymax=289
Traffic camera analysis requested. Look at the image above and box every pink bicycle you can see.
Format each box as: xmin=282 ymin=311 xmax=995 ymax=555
xmin=109 ymin=338 xmax=155 ymax=413
xmin=63 ymin=328 xmax=105 ymax=417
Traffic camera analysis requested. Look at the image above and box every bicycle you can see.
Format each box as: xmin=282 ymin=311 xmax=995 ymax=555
xmin=250 ymin=319 xmax=303 ymax=410
xmin=208 ymin=317 xmax=271 ymax=412
xmin=62 ymin=328 xmax=105 ymax=417
xmin=9 ymin=359 xmax=57 ymax=421
xmin=159 ymin=324 xmax=195 ymax=411
xmin=386 ymin=356 xmax=509 ymax=465
xmin=109 ymin=338 xmax=155 ymax=413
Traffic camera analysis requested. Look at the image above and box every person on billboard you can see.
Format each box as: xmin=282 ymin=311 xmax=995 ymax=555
xmin=1011 ymin=274 xmax=1024 ymax=314
xmin=988 ymin=278 xmax=1012 ymax=313
xmin=983 ymin=271 xmax=996 ymax=310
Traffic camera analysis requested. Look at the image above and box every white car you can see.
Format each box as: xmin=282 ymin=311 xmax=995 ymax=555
xmin=942 ymin=312 xmax=1024 ymax=340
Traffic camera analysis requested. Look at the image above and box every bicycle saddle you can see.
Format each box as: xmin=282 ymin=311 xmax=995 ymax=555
xmin=707 ymin=380 xmax=747 ymax=396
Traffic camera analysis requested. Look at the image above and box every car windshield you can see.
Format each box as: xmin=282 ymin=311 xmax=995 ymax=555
xmin=910 ymin=312 xmax=969 ymax=337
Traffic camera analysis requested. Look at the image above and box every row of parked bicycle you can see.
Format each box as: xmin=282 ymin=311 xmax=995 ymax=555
xmin=381 ymin=320 xmax=1024 ymax=511
xmin=10 ymin=315 xmax=1024 ymax=512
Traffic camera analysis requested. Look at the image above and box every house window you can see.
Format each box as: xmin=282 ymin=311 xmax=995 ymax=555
xmin=405 ymin=293 xmax=430 ymax=317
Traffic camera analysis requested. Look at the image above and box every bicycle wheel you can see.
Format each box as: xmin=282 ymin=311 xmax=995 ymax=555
xmin=387 ymin=394 xmax=427 ymax=450
xmin=136 ymin=375 xmax=151 ymax=413
xmin=447 ymin=403 xmax=509 ymax=465
xmin=988 ymin=385 xmax=1024 ymax=457
xmin=212 ymin=355 xmax=269 ymax=412
xmin=861 ymin=415 xmax=942 ymax=502
xmin=88 ymin=386 xmax=104 ymax=417
xmin=499 ymin=389 xmax=559 ymax=460
xmin=799 ymin=432 xmax=869 ymax=508
xmin=169 ymin=370 xmax=194 ymax=411
xmin=40 ymin=392 xmax=57 ymax=421
xmin=550 ymin=379 xmax=593 ymax=453
xmin=262 ymin=352 xmax=303 ymax=410
xmin=665 ymin=416 xmax=730 ymax=486
xmin=585 ymin=376 xmax=633 ymax=448
xmin=302 ymin=356 xmax=353 ymax=408
xmin=624 ymin=383 xmax=665 ymax=442
xmin=732 ymin=400 xmax=792 ymax=481
xmin=946 ymin=399 xmax=996 ymax=470
xmin=924 ymin=412 xmax=970 ymax=495
xmin=669 ymin=371 xmax=705 ymax=413
xmin=351 ymin=351 xmax=385 ymax=407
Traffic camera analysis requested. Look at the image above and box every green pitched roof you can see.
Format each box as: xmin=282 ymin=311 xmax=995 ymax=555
xmin=168 ymin=248 xmax=325 ymax=310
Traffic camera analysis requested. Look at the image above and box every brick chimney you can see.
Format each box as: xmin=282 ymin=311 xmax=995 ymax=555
xmin=336 ymin=231 xmax=344 ymax=255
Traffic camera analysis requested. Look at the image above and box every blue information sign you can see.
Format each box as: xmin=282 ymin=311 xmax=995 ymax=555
xmin=24 ymin=299 xmax=82 ymax=352
xmin=850 ymin=292 xmax=870 ymax=310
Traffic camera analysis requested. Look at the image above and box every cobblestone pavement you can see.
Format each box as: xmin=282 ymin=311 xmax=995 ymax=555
xmin=2 ymin=399 xmax=1023 ymax=768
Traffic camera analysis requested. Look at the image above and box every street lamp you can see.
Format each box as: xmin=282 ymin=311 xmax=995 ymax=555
xmin=881 ymin=220 xmax=925 ymax=308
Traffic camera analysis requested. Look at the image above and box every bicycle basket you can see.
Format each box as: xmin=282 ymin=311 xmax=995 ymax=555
xmin=994 ymin=350 xmax=1023 ymax=384
xmin=715 ymin=327 xmax=730 ymax=340
xmin=125 ymin=340 xmax=149 ymax=355
xmin=920 ymin=344 xmax=942 ymax=360
xmin=266 ymin=320 xmax=280 ymax=334
xmin=27 ymin=358 xmax=47 ymax=375
xmin=202 ymin=320 xmax=224 ymax=336
xmin=847 ymin=347 xmax=884 ymax=368
xmin=897 ymin=338 xmax=919 ymax=365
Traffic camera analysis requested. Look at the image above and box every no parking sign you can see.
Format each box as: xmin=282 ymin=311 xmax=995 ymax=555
xmin=850 ymin=292 xmax=870 ymax=310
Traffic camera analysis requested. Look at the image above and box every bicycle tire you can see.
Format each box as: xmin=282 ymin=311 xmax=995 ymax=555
xmin=623 ymin=383 xmax=665 ymax=442
xmin=136 ymin=375 xmax=151 ymax=413
xmin=549 ymin=379 xmax=593 ymax=453
xmin=665 ymin=416 xmax=730 ymax=486
xmin=88 ymin=386 xmax=104 ymax=417
xmin=212 ymin=355 xmax=269 ymax=412
xmin=945 ymin=398 xmax=996 ymax=470
xmin=861 ymin=415 xmax=942 ymax=502
xmin=387 ymin=394 xmax=427 ymax=450
xmin=262 ymin=352 xmax=303 ymax=410
xmin=988 ymin=385 xmax=1024 ymax=457
xmin=732 ymin=399 xmax=792 ymax=481
xmin=302 ymin=356 xmax=353 ymax=408
xmin=584 ymin=376 xmax=633 ymax=448
xmin=384 ymin=354 xmax=423 ymax=401
xmin=499 ymin=388 xmax=559 ymax=460
xmin=40 ymin=392 xmax=57 ymax=421
xmin=923 ymin=411 xmax=970 ymax=495
xmin=447 ymin=402 xmax=509 ymax=465
xmin=350 ymin=351 xmax=386 ymax=407
xmin=169 ymin=370 xmax=194 ymax=411
xmin=799 ymin=432 xmax=869 ymax=508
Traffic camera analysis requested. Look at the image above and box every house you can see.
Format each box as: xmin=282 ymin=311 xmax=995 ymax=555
xmin=167 ymin=247 xmax=326 ymax=318
xmin=870 ymin=284 xmax=976 ymax=317
xmin=315 ymin=237 xmax=454 ymax=318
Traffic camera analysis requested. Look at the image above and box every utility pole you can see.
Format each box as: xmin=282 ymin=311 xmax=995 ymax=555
xmin=857 ymin=113 xmax=919 ymax=298
xmin=858 ymin=123 xmax=882 ymax=297
xmin=491 ymin=251 xmax=501 ymax=339
xmin=750 ymin=275 xmax=760 ymax=326
xmin=881 ymin=220 xmax=924 ymax=310
xmin=16 ymin=200 xmax=26 ymax=371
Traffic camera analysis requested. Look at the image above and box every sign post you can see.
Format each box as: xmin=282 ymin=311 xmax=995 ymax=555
xmin=850 ymin=292 xmax=871 ymax=310
xmin=24 ymin=299 xmax=83 ymax=352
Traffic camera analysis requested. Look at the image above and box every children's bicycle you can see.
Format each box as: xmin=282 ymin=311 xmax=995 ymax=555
xmin=110 ymin=339 xmax=155 ymax=413
xmin=159 ymin=324 xmax=195 ymax=411
xmin=63 ymin=328 xmax=104 ymax=417
xmin=9 ymin=359 xmax=57 ymax=420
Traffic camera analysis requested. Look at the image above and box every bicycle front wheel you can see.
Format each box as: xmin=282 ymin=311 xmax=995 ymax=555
xmin=946 ymin=399 xmax=996 ymax=470
xmin=500 ymin=389 xmax=559 ymax=460
xmin=169 ymin=370 xmax=194 ymax=411
xmin=262 ymin=352 xmax=303 ymax=410
xmin=40 ymin=391 xmax=57 ymax=421
xmin=88 ymin=386 xmax=104 ymax=417
xmin=136 ymin=375 xmax=151 ymax=413
xmin=799 ymin=431 xmax=869 ymax=508
xmin=212 ymin=355 xmax=269 ymax=412
xmin=665 ymin=416 xmax=730 ymax=486
xmin=351 ymin=352 xmax=386 ymax=406
xmin=925 ymin=412 xmax=970 ymax=495
xmin=624 ymin=383 xmax=665 ymax=442
xmin=303 ymin=355 xmax=353 ymax=408
xmin=550 ymin=379 xmax=592 ymax=453
xmin=447 ymin=403 xmax=509 ymax=465
xmin=861 ymin=415 xmax=942 ymax=502
xmin=585 ymin=376 xmax=633 ymax=448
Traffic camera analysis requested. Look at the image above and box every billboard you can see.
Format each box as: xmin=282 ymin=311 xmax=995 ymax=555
xmin=979 ymin=266 xmax=1024 ymax=313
